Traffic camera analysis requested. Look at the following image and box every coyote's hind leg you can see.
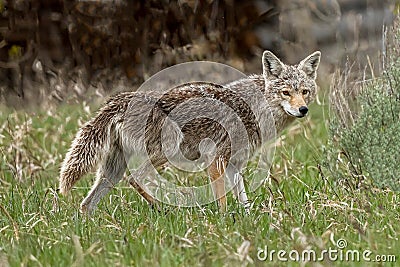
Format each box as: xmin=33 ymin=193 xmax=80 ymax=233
xmin=128 ymin=157 xmax=166 ymax=208
xmin=130 ymin=179 xmax=157 ymax=205
xmin=80 ymin=144 xmax=126 ymax=214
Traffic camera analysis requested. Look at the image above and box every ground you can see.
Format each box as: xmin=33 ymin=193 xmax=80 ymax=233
xmin=0 ymin=90 xmax=399 ymax=266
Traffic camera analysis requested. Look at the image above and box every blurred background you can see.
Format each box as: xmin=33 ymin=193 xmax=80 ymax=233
xmin=0 ymin=0 xmax=395 ymax=108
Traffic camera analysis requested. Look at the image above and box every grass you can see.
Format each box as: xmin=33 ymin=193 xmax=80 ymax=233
xmin=0 ymin=95 xmax=399 ymax=266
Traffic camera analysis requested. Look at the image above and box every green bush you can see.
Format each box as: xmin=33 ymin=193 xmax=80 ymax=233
xmin=325 ymin=24 xmax=400 ymax=191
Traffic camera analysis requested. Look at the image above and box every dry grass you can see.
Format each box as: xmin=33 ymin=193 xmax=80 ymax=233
xmin=0 ymin=98 xmax=399 ymax=266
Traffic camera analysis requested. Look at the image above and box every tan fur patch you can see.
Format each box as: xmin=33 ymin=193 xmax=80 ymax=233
xmin=289 ymin=94 xmax=306 ymax=109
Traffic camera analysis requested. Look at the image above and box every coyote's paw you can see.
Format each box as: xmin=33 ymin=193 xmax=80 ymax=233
xmin=80 ymin=200 xmax=96 ymax=216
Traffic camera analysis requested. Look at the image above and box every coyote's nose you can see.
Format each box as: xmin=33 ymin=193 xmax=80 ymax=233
xmin=299 ymin=106 xmax=308 ymax=115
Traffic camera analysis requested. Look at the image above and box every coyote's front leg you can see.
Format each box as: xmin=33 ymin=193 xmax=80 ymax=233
xmin=208 ymin=156 xmax=227 ymax=212
xmin=232 ymin=172 xmax=250 ymax=214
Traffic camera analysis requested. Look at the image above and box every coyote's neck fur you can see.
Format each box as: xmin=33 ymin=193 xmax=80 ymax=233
xmin=226 ymin=74 xmax=295 ymax=133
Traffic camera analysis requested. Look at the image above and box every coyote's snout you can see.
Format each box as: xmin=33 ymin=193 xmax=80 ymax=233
xmin=59 ymin=50 xmax=321 ymax=214
xmin=281 ymin=91 xmax=309 ymax=118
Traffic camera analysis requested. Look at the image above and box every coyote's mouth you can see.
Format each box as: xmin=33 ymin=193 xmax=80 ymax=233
xmin=285 ymin=110 xmax=306 ymax=118
xmin=281 ymin=101 xmax=307 ymax=118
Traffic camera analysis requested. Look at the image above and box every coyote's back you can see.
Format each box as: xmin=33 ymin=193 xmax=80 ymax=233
xmin=59 ymin=50 xmax=321 ymax=213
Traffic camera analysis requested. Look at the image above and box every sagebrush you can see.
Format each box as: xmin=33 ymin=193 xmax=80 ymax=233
xmin=325 ymin=22 xmax=400 ymax=191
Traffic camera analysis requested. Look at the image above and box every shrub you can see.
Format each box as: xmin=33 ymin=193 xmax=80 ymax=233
xmin=325 ymin=21 xmax=400 ymax=191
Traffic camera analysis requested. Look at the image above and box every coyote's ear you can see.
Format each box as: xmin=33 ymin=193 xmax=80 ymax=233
xmin=298 ymin=51 xmax=321 ymax=80
xmin=262 ymin=50 xmax=284 ymax=78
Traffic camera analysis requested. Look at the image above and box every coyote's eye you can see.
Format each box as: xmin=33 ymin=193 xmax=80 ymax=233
xmin=282 ymin=90 xmax=290 ymax=96
xmin=302 ymin=89 xmax=309 ymax=95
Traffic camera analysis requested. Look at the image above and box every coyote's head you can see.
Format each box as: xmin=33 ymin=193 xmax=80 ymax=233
xmin=262 ymin=50 xmax=321 ymax=118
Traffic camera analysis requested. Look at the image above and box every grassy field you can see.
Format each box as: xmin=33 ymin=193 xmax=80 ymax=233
xmin=0 ymin=94 xmax=399 ymax=266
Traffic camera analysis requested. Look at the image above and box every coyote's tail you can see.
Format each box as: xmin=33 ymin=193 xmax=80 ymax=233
xmin=59 ymin=94 xmax=130 ymax=195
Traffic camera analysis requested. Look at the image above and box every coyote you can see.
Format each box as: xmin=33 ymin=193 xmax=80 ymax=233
xmin=59 ymin=50 xmax=321 ymax=213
